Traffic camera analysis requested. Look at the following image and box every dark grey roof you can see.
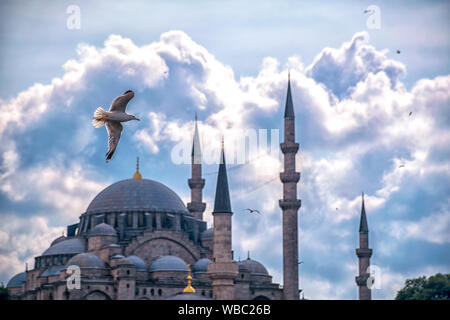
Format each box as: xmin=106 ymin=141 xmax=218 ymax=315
xmin=6 ymin=272 xmax=26 ymax=288
xmin=238 ymin=258 xmax=269 ymax=275
xmin=126 ymin=255 xmax=147 ymax=271
xmin=359 ymin=192 xmax=369 ymax=233
xmin=66 ymin=253 xmax=107 ymax=269
xmin=213 ymin=147 xmax=232 ymax=214
xmin=50 ymin=235 xmax=67 ymax=247
xmin=165 ymin=292 xmax=212 ymax=300
xmin=284 ymin=75 xmax=295 ymax=119
xmin=192 ymin=258 xmax=212 ymax=273
xmin=89 ymin=223 xmax=117 ymax=237
xmin=201 ymin=228 xmax=213 ymax=240
xmin=41 ymin=238 xmax=86 ymax=256
xmin=40 ymin=265 xmax=65 ymax=277
xmin=149 ymin=255 xmax=188 ymax=272
xmin=86 ymin=179 xmax=189 ymax=215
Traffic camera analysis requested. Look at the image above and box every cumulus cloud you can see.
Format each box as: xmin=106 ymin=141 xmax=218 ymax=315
xmin=0 ymin=30 xmax=449 ymax=299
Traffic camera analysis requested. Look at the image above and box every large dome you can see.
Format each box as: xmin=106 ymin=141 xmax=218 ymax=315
xmin=85 ymin=179 xmax=189 ymax=215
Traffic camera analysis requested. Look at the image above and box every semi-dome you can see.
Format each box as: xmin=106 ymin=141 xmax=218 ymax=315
xmin=126 ymin=255 xmax=147 ymax=271
xmin=7 ymin=272 xmax=26 ymax=288
xmin=66 ymin=253 xmax=107 ymax=269
xmin=192 ymin=258 xmax=212 ymax=273
xmin=89 ymin=223 xmax=117 ymax=237
xmin=149 ymin=255 xmax=188 ymax=272
xmin=238 ymin=258 xmax=269 ymax=275
xmin=50 ymin=235 xmax=67 ymax=247
xmin=85 ymin=179 xmax=189 ymax=215
xmin=41 ymin=238 xmax=86 ymax=257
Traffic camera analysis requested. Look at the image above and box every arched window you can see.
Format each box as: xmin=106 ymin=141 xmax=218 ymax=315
xmin=143 ymin=288 xmax=147 ymax=295
xmin=158 ymin=289 xmax=162 ymax=296
xmin=151 ymin=288 xmax=154 ymax=296
xmin=126 ymin=270 xmax=130 ymax=275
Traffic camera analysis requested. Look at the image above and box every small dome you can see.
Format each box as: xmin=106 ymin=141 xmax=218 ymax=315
xmin=149 ymin=255 xmax=188 ymax=272
xmin=201 ymin=228 xmax=213 ymax=241
xmin=126 ymin=255 xmax=147 ymax=271
xmin=50 ymin=235 xmax=67 ymax=246
xmin=238 ymin=258 xmax=269 ymax=275
xmin=89 ymin=223 xmax=117 ymax=237
xmin=41 ymin=238 xmax=86 ymax=256
xmin=66 ymin=253 xmax=107 ymax=269
xmin=6 ymin=272 xmax=26 ymax=288
xmin=192 ymin=258 xmax=212 ymax=273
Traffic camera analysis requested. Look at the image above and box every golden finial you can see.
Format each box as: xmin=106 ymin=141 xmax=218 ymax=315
xmin=221 ymin=135 xmax=224 ymax=149
xmin=288 ymin=69 xmax=290 ymax=81
xmin=183 ymin=264 xmax=196 ymax=293
xmin=133 ymin=157 xmax=142 ymax=179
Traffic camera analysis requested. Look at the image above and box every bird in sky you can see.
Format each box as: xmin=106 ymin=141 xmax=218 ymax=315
xmin=398 ymin=164 xmax=405 ymax=168
xmin=409 ymin=111 xmax=413 ymax=116
xmin=363 ymin=9 xmax=372 ymax=14
xmin=298 ymin=261 xmax=304 ymax=265
xmin=336 ymin=207 xmax=339 ymax=210
xmin=245 ymin=208 xmax=260 ymax=214
xmin=397 ymin=50 xmax=401 ymax=54
xmin=92 ymin=90 xmax=140 ymax=162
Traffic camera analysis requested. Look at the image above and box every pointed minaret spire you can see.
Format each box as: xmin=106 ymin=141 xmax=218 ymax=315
xmin=207 ymin=136 xmax=238 ymax=299
xmin=187 ymin=113 xmax=206 ymax=220
xmin=279 ymin=73 xmax=301 ymax=300
xmin=356 ymin=192 xmax=373 ymax=300
xmin=213 ymin=136 xmax=231 ymax=213
xmin=284 ymin=70 xmax=295 ymax=119
xmin=359 ymin=192 xmax=369 ymax=233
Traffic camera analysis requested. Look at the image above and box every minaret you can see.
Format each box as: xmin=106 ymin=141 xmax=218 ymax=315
xmin=207 ymin=137 xmax=238 ymax=300
xmin=355 ymin=192 xmax=372 ymax=300
xmin=187 ymin=113 xmax=206 ymax=220
xmin=279 ymin=72 xmax=301 ymax=300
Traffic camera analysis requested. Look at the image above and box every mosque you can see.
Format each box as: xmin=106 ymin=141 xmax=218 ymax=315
xmin=6 ymin=76 xmax=373 ymax=300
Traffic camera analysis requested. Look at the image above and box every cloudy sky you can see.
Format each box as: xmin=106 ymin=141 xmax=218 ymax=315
xmin=0 ymin=0 xmax=449 ymax=299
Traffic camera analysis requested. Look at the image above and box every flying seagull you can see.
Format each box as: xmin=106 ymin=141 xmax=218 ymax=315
xmin=409 ymin=111 xmax=413 ymax=116
xmin=397 ymin=50 xmax=401 ymax=54
xmin=245 ymin=208 xmax=260 ymax=214
xmin=92 ymin=90 xmax=140 ymax=162
xmin=363 ymin=9 xmax=372 ymax=14
xmin=398 ymin=164 xmax=405 ymax=168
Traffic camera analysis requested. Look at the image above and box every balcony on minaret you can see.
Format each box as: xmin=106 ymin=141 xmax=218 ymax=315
xmin=356 ymin=248 xmax=373 ymax=258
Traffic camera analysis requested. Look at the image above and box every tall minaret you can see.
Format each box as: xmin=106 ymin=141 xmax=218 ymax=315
xmin=279 ymin=72 xmax=301 ymax=300
xmin=207 ymin=137 xmax=238 ymax=300
xmin=187 ymin=113 xmax=206 ymax=220
xmin=355 ymin=192 xmax=372 ymax=300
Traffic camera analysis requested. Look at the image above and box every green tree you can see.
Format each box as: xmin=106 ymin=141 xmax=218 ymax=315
xmin=395 ymin=273 xmax=450 ymax=300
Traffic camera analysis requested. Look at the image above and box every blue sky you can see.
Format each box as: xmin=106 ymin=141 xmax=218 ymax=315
xmin=0 ymin=0 xmax=449 ymax=299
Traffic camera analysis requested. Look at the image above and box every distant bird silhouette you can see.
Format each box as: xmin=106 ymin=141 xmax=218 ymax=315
xmin=397 ymin=50 xmax=401 ymax=54
xmin=398 ymin=164 xmax=405 ymax=168
xmin=298 ymin=261 xmax=304 ymax=265
xmin=245 ymin=208 xmax=260 ymax=214
xmin=336 ymin=207 xmax=339 ymax=211
xmin=409 ymin=111 xmax=413 ymax=116
xmin=364 ymin=9 xmax=372 ymax=14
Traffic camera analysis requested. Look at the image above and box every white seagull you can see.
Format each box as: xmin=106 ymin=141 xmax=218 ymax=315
xmin=92 ymin=90 xmax=140 ymax=162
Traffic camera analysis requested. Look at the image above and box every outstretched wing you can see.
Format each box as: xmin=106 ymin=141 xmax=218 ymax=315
xmin=109 ymin=91 xmax=134 ymax=112
xmin=105 ymin=121 xmax=123 ymax=162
